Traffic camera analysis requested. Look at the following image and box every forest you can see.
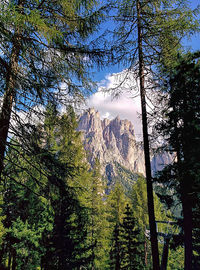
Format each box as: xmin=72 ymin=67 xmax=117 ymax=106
xmin=0 ymin=0 xmax=200 ymax=269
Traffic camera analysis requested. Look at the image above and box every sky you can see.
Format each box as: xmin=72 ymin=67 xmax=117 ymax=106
xmin=85 ymin=0 xmax=200 ymax=140
xmin=86 ymin=71 xmax=144 ymax=140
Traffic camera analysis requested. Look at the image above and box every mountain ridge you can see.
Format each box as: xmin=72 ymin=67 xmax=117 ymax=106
xmin=77 ymin=108 xmax=173 ymax=189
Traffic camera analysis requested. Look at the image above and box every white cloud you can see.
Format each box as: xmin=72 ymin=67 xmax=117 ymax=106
xmin=86 ymin=70 xmax=143 ymax=140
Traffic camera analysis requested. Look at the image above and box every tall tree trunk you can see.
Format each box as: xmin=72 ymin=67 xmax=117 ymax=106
xmin=182 ymin=97 xmax=193 ymax=270
xmin=160 ymin=237 xmax=170 ymax=270
xmin=8 ymin=251 xmax=12 ymax=270
xmin=174 ymin=98 xmax=193 ymax=269
xmin=177 ymin=154 xmax=193 ymax=269
xmin=136 ymin=1 xmax=160 ymax=269
xmin=144 ymin=237 xmax=148 ymax=266
xmin=0 ymin=29 xmax=21 ymax=177
xmin=181 ymin=188 xmax=193 ymax=270
xmin=11 ymin=249 xmax=17 ymax=270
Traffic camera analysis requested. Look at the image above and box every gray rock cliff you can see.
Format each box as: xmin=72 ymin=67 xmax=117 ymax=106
xmin=77 ymin=108 xmax=146 ymax=180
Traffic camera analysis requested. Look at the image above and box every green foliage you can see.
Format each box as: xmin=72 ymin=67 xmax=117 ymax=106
xmin=120 ymin=204 xmax=145 ymax=270
xmin=87 ymin=160 xmax=110 ymax=269
xmin=38 ymin=105 xmax=94 ymax=269
xmin=0 ymin=191 xmax=5 ymax=246
xmin=0 ymin=105 xmax=100 ymax=269
xmin=0 ymin=139 xmax=54 ymax=269
xmin=7 ymin=217 xmax=43 ymax=270
xmin=131 ymin=176 xmax=168 ymax=233
xmin=111 ymin=0 xmax=199 ymax=72
xmin=0 ymin=103 xmax=189 ymax=269
xmin=0 ymin=0 xmax=108 ymax=181
xmin=109 ymin=202 xmax=145 ymax=270
xmin=130 ymin=176 xmax=182 ymax=268
xmin=109 ymin=223 xmax=122 ymax=270
xmin=168 ymin=246 xmax=184 ymax=270
xmin=0 ymin=0 xmax=104 ymax=91
xmin=111 ymin=162 xmax=139 ymax=194
xmin=106 ymin=182 xmax=129 ymax=227
xmin=106 ymin=183 xmax=131 ymax=269
xmin=155 ymin=51 xmax=200 ymax=268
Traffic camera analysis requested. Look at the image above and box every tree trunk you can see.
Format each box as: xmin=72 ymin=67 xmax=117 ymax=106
xmin=11 ymin=250 xmax=17 ymax=270
xmin=8 ymin=251 xmax=12 ymax=270
xmin=174 ymin=98 xmax=193 ymax=269
xmin=181 ymin=191 xmax=193 ymax=270
xmin=182 ymin=97 xmax=193 ymax=270
xmin=144 ymin=237 xmax=148 ymax=266
xmin=0 ymin=28 xmax=21 ymax=178
xmin=136 ymin=1 xmax=160 ymax=269
xmin=160 ymin=237 xmax=170 ymax=270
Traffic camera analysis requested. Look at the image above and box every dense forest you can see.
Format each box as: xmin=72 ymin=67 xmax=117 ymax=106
xmin=0 ymin=0 xmax=200 ymax=269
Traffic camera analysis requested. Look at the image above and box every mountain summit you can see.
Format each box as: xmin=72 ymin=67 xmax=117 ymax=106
xmin=78 ymin=108 xmax=173 ymax=190
xmin=78 ymin=108 xmax=146 ymax=186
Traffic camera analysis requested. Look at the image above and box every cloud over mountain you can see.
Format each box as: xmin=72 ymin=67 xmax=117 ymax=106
xmin=86 ymin=71 xmax=143 ymax=140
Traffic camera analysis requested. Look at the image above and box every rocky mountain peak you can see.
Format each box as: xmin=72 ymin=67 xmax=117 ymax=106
xmin=78 ymin=108 xmax=173 ymax=189
xmin=78 ymin=108 xmax=145 ymax=177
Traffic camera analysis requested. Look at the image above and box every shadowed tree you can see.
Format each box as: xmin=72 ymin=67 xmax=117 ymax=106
xmin=120 ymin=204 xmax=145 ymax=270
xmin=155 ymin=51 xmax=200 ymax=269
xmin=108 ymin=1 xmax=199 ymax=268
xmin=0 ymin=0 xmax=108 ymax=177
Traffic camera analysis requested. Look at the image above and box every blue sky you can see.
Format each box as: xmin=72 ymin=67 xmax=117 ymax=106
xmin=92 ymin=0 xmax=200 ymax=82
xmin=86 ymin=0 xmax=200 ymax=140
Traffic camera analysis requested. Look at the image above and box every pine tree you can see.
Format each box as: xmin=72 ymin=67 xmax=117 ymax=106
xmin=39 ymin=105 xmax=93 ymax=269
xmin=109 ymin=2 xmax=199 ymax=268
xmin=106 ymin=183 xmax=129 ymax=269
xmin=87 ymin=160 xmax=110 ymax=269
xmin=0 ymin=105 xmax=97 ymax=269
xmin=109 ymin=202 xmax=145 ymax=270
xmin=0 ymin=141 xmax=53 ymax=270
xmin=155 ymin=51 xmax=200 ymax=269
xmin=120 ymin=204 xmax=145 ymax=270
xmin=0 ymin=0 xmax=106 ymax=178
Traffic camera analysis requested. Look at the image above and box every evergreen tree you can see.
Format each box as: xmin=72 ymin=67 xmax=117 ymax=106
xmin=130 ymin=176 xmax=179 ymax=269
xmin=109 ymin=202 xmax=145 ymax=270
xmin=0 ymin=105 xmax=98 ymax=269
xmin=0 ymin=141 xmax=53 ymax=270
xmin=106 ymin=183 xmax=129 ymax=269
xmin=87 ymin=160 xmax=110 ymax=270
xmin=110 ymin=223 xmax=122 ymax=270
xmin=109 ymin=2 xmax=199 ymax=268
xmin=0 ymin=0 xmax=106 ymax=177
xmin=155 ymin=51 xmax=200 ymax=269
xmin=39 ymin=105 xmax=93 ymax=269
xmin=120 ymin=204 xmax=145 ymax=270
xmin=106 ymin=183 xmax=129 ymax=230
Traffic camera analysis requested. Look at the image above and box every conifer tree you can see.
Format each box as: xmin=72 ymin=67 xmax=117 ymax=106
xmin=110 ymin=2 xmax=199 ymax=268
xmin=110 ymin=223 xmax=122 ymax=270
xmin=106 ymin=183 xmax=129 ymax=270
xmin=40 ymin=105 xmax=93 ymax=269
xmin=109 ymin=202 xmax=145 ymax=270
xmin=155 ymin=52 xmax=200 ymax=269
xmin=120 ymin=204 xmax=145 ymax=270
xmin=87 ymin=160 xmax=110 ymax=269
xmin=0 ymin=0 xmax=106 ymax=178
xmin=106 ymin=183 xmax=128 ymax=229
xmin=0 ymin=141 xmax=53 ymax=270
xmin=0 ymin=105 xmax=97 ymax=269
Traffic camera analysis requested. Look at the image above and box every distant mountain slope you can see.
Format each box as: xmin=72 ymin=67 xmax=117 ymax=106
xmin=77 ymin=108 xmax=173 ymax=189
xmin=78 ymin=108 xmax=145 ymax=173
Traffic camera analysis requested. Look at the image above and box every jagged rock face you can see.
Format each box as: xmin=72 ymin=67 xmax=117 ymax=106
xmin=151 ymin=152 xmax=174 ymax=176
xmin=78 ymin=108 xmax=146 ymax=177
